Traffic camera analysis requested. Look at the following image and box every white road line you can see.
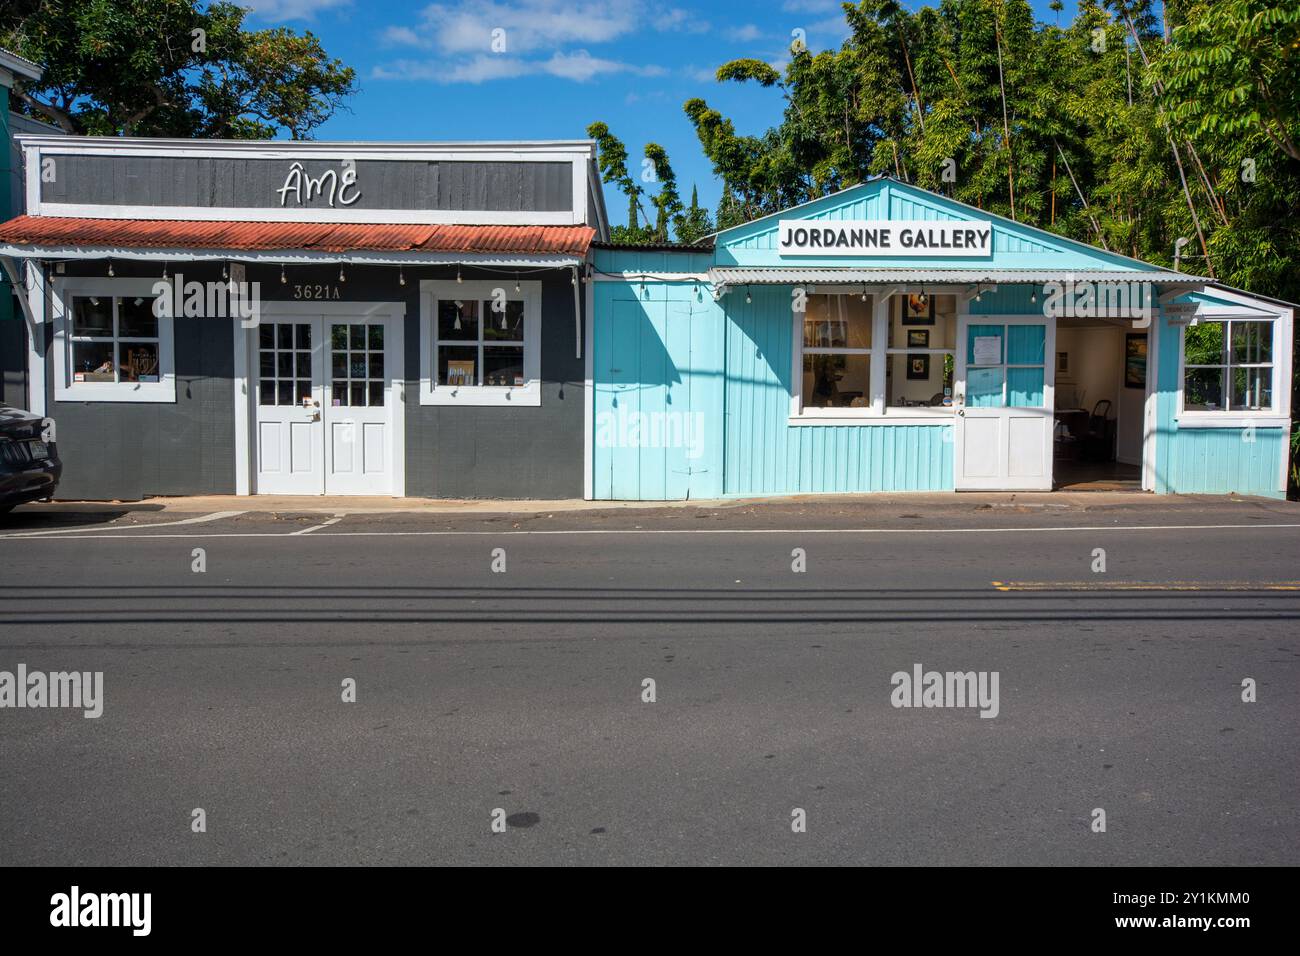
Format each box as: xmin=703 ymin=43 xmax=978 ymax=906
xmin=1 ymin=521 xmax=1298 ymax=541
xmin=0 ymin=510 xmax=247 ymax=539
xmin=291 ymin=514 xmax=346 ymax=535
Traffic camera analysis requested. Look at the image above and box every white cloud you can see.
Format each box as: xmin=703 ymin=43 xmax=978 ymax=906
xmin=727 ymin=24 xmax=764 ymax=43
xmin=371 ymin=50 xmax=664 ymax=85
xmin=380 ymin=25 xmax=425 ymax=48
xmin=241 ymin=0 xmax=352 ymax=21
xmin=372 ymin=0 xmax=680 ymax=84
xmin=394 ymin=0 xmax=644 ymax=55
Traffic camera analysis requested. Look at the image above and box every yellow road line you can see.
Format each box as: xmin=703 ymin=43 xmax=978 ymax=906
xmin=991 ymin=581 xmax=1300 ymax=592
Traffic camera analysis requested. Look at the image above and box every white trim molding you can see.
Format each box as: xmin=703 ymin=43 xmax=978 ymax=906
xmin=51 ymin=277 xmax=176 ymax=403
xmin=418 ymin=279 xmax=542 ymax=407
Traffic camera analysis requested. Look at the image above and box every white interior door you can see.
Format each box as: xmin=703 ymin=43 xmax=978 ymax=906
xmin=322 ymin=315 xmax=402 ymax=495
xmin=954 ymin=314 xmax=1055 ymax=491
xmin=254 ymin=317 xmax=324 ymax=495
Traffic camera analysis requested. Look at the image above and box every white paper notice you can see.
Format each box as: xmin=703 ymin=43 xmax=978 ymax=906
xmin=972 ymin=335 xmax=1001 ymax=365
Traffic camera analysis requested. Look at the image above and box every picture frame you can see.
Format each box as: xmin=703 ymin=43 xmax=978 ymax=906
xmin=907 ymin=354 xmax=931 ymax=380
xmin=1125 ymin=333 xmax=1147 ymax=389
xmin=907 ymin=330 xmax=929 ymax=348
xmin=900 ymin=293 xmax=936 ymax=326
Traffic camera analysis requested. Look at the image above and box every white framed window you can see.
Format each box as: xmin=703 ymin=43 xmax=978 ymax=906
xmin=1178 ymin=315 xmax=1286 ymax=426
xmin=884 ymin=293 xmax=957 ymax=414
xmin=791 ymin=293 xmax=874 ymax=418
xmin=52 ymin=278 xmax=176 ymax=402
xmin=418 ymin=279 xmax=542 ymax=406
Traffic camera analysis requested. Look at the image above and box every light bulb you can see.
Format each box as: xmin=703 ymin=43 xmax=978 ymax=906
xmin=399 ymin=266 xmax=405 ymax=286
xmin=339 ymin=265 xmax=346 ymax=282
xmin=107 ymin=261 xmax=114 ymax=277
xmin=280 ymin=265 xmax=287 ymax=284
xmin=456 ymin=268 xmax=462 ymax=284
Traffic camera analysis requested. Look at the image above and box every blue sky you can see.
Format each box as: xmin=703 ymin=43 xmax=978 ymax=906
xmin=243 ymin=0 xmax=1085 ymax=225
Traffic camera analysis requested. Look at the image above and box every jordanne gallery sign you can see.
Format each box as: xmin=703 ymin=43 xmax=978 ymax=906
xmin=777 ymin=219 xmax=993 ymax=257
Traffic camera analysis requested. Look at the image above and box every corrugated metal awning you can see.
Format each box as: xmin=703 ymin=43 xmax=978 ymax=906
xmin=0 ymin=216 xmax=596 ymax=257
xmin=708 ymin=266 xmax=1211 ymax=287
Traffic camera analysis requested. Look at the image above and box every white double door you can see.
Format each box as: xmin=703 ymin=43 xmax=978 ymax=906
xmin=254 ymin=311 xmax=403 ymax=495
xmin=954 ymin=314 xmax=1056 ymax=491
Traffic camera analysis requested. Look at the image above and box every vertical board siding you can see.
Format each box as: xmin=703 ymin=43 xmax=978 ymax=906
xmin=722 ymin=284 xmax=952 ymax=496
xmin=592 ymin=277 xmax=724 ymax=500
xmin=1153 ymin=313 xmax=1285 ymax=498
xmin=593 ymin=272 xmax=954 ymax=499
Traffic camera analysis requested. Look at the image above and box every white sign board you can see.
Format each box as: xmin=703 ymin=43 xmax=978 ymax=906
xmin=972 ymin=335 xmax=1001 ymax=366
xmin=777 ymin=219 xmax=993 ymax=257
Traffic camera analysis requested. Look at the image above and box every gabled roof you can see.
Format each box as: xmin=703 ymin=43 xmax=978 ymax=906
xmin=0 ymin=48 xmax=43 ymax=82
xmin=709 ymin=177 xmax=1178 ymax=275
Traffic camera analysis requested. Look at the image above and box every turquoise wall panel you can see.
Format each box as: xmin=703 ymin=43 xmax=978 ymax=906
xmin=1152 ymin=313 xmax=1285 ymax=498
xmin=591 ymin=278 xmax=724 ymax=500
xmin=722 ymin=284 xmax=953 ymax=496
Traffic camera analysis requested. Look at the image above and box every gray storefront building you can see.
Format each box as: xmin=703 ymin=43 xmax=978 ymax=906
xmin=0 ymin=136 xmax=607 ymax=499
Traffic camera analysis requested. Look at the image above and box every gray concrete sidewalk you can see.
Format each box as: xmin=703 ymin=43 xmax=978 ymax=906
xmin=14 ymin=490 xmax=1298 ymax=516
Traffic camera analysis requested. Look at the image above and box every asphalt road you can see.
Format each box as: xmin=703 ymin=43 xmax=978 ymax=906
xmin=1 ymin=496 xmax=1298 ymax=866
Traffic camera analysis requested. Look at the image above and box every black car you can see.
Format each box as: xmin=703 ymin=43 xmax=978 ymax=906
xmin=0 ymin=403 xmax=61 ymax=513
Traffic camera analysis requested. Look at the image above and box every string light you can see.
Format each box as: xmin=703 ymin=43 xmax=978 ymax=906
xmin=745 ymin=286 xmax=752 ymax=305
xmin=162 ymin=262 xmax=168 ymax=281
xmin=280 ymin=264 xmax=287 ymax=284
xmin=974 ymin=284 xmax=982 ymax=303
xmin=514 ymin=275 xmax=521 ymax=293
xmin=860 ymin=284 xmax=867 ymax=303
xmin=107 ymin=259 xmax=114 ymax=277
xmin=398 ymin=266 xmax=405 ymax=286
xmin=1029 ymin=287 xmax=1037 ymax=304
xmin=456 ymin=267 xmax=462 ymax=284
xmin=339 ymin=264 xmax=346 ymax=282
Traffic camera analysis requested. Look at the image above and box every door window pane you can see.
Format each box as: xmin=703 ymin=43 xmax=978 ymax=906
xmin=967 ymin=367 xmax=1004 ymax=407
xmin=1007 ymin=367 xmax=1045 ymax=407
xmin=349 ymin=324 xmax=365 ymax=349
xmin=367 ymin=325 xmax=384 ymax=350
xmin=277 ymin=324 xmax=293 ymax=349
xmin=295 ymin=323 xmax=312 ymax=349
xmin=1006 ymin=325 xmax=1045 ymax=365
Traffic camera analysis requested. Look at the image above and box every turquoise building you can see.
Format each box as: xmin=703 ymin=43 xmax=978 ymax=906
xmin=586 ymin=178 xmax=1293 ymax=500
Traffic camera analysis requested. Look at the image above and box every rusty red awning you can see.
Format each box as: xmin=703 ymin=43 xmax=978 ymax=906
xmin=0 ymin=216 xmax=595 ymax=257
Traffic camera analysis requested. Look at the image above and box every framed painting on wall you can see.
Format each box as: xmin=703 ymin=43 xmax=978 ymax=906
xmin=899 ymin=294 xmax=936 ymax=326
xmin=1125 ymin=333 xmax=1147 ymax=389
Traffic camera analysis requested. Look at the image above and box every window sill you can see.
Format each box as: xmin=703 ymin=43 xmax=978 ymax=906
xmin=1176 ymin=414 xmax=1288 ymax=429
xmin=419 ymin=384 xmax=541 ymax=407
xmin=54 ymin=382 xmax=176 ymax=404
xmin=789 ymin=413 xmax=953 ymax=427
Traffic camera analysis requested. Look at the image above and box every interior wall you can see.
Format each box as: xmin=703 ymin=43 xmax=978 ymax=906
xmin=1054 ymin=325 xmax=1121 ymax=416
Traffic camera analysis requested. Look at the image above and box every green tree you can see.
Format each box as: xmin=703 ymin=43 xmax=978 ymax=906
xmin=0 ymin=0 xmax=356 ymax=138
